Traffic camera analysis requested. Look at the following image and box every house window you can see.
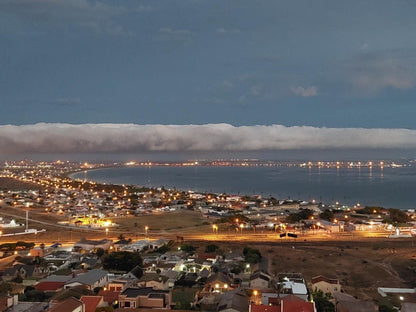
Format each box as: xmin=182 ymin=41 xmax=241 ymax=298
xmin=125 ymin=302 xmax=130 ymax=308
xmin=334 ymin=287 xmax=337 ymax=291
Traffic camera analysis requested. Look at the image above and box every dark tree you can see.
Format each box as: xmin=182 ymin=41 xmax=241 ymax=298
xmin=205 ymin=244 xmax=219 ymax=253
xmin=319 ymin=210 xmax=334 ymax=221
xmin=243 ymin=246 xmax=262 ymax=264
xmin=102 ymin=251 xmax=142 ymax=272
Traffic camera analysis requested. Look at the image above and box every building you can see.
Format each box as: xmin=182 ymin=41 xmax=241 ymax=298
xmin=311 ymin=275 xmax=341 ymax=296
xmin=118 ymin=287 xmax=171 ymax=309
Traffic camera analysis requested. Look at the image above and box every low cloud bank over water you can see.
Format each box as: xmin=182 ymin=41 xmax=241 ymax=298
xmin=0 ymin=123 xmax=415 ymax=154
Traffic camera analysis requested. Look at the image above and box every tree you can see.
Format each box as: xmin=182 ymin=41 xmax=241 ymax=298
xmin=205 ymin=244 xmax=219 ymax=253
xmin=95 ymin=248 xmax=105 ymax=258
xmin=319 ymin=210 xmax=334 ymax=221
xmin=312 ymin=290 xmax=335 ymax=312
xmin=102 ymin=252 xmax=142 ymax=272
xmin=180 ymin=245 xmax=197 ymax=253
xmin=243 ymin=247 xmax=262 ymax=264
xmin=389 ymin=208 xmax=409 ymax=224
xmin=286 ymin=209 xmax=314 ymax=223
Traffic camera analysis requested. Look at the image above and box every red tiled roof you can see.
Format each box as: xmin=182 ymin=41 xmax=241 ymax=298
xmin=48 ymin=297 xmax=84 ymax=312
xmin=98 ymin=289 xmax=119 ymax=304
xmin=80 ymin=296 xmax=103 ymax=312
xmin=35 ymin=281 xmax=65 ymax=292
xmin=311 ymin=275 xmax=339 ymax=285
xmin=282 ymin=301 xmax=315 ymax=312
xmin=250 ymin=304 xmax=280 ymax=312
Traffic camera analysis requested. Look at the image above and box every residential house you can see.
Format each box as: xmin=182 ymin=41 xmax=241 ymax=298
xmin=160 ymin=269 xmax=180 ymax=288
xmin=333 ymin=292 xmax=377 ymax=312
xmin=0 ymin=294 xmax=18 ymax=311
xmin=118 ymin=287 xmax=171 ymax=309
xmin=73 ymin=238 xmax=113 ymax=252
xmin=311 ymin=275 xmax=341 ymax=296
xmin=249 ymin=304 xmax=280 ymax=312
xmin=47 ymin=297 xmax=85 ymax=312
xmin=35 ymin=281 xmax=66 ymax=293
xmin=137 ymin=273 xmax=169 ymax=290
xmin=249 ymin=271 xmax=272 ymax=290
xmin=80 ymin=295 xmax=105 ymax=312
xmin=107 ymin=273 xmax=137 ymax=292
xmin=2 ymin=264 xmax=48 ymax=281
xmin=277 ymin=273 xmax=308 ymax=302
xmin=217 ymin=288 xmax=249 ymax=312
xmin=64 ymin=269 xmax=109 ymax=290
xmin=98 ymin=289 xmax=119 ymax=306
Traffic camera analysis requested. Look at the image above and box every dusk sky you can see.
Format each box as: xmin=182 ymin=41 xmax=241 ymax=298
xmin=1 ymin=0 xmax=416 ymax=158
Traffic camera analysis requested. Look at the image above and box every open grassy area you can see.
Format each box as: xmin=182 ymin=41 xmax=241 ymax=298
xmin=113 ymin=210 xmax=212 ymax=234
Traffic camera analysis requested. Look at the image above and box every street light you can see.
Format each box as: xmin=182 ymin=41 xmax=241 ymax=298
xmin=240 ymin=223 xmax=244 ymax=234
xmin=145 ymin=226 xmax=149 ymax=237
xmin=212 ymin=224 xmax=218 ymax=235
xmin=105 ymin=228 xmax=109 ymax=238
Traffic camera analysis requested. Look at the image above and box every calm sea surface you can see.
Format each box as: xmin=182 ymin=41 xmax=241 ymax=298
xmin=70 ymin=166 xmax=416 ymax=210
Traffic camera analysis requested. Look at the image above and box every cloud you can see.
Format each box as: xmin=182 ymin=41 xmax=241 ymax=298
xmin=291 ymin=86 xmax=318 ymax=97
xmin=216 ymin=28 xmax=240 ymax=35
xmin=0 ymin=0 xmax=126 ymax=35
xmin=0 ymin=123 xmax=416 ymax=155
xmin=157 ymin=28 xmax=192 ymax=41
xmin=349 ymin=51 xmax=416 ymax=92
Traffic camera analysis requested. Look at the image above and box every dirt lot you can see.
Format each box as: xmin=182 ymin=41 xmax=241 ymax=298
xmin=0 ymin=177 xmax=43 ymax=191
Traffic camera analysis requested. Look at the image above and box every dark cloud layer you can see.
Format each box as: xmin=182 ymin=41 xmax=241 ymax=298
xmin=0 ymin=123 xmax=415 ymax=155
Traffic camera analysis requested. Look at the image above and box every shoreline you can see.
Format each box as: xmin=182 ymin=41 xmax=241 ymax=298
xmin=65 ymin=165 xmax=416 ymax=210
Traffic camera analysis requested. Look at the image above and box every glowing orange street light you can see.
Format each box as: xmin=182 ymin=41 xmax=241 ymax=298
xmin=212 ymin=224 xmax=218 ymax=235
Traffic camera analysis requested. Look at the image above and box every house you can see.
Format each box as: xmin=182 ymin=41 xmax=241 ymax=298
xmin=107 ymin=273 xmax=137 ymax=292
xmin=0 ymin=294 xmax=18 ymax=311
xmin=73 ymin=238 xmax=113 ymax=252
xmin=202 ymin=272 xmax=233 ymax=295
xmin=118 ymin=287 xmax=171 ymax=309
xmin=249 ymin=271 xmax=272 ymax=290
xmin=98 ymin=289 xmax=119 ymax=306
xmin=311 ymin=275 xmax=341 ymax=296
xmin=114 ymin=239 xmax=131 ymax=252
xmin=281 ymin=300 xmax=316 ymax=312
xmin=122 ymin=239 xmax=150 ymax=253
xmin=249 ymin=304 xmax=280 ymax=312
xmin=149 ymin=238 xmax=170 ymax=250
xmin=64 ymin=269 xmax=109 ymax=290
xmin=333 ymin=292 xmax=377 ymax=312
xmin=47 ymin=297 xmax=85 ymax=312
xmin=2 ymin=263 xmax=48 ymax=280
xmin=160 ymin=269 xmax=180 ymax=288
xmin=217 ymin=288 xmax=249 ymax=312
xmin=277 ymin=273 xmax=308 ymax=301
xmin=35 ymin=281 xmax=66 ymax=293
xmin=137 ymin=273 xmax=169 ymax=290
xmin=80 ymin=295 xmax=105 ymax=312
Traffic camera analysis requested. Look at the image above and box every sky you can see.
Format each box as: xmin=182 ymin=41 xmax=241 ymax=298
xmin=1 ymin=0 xmax=416 ymax=159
